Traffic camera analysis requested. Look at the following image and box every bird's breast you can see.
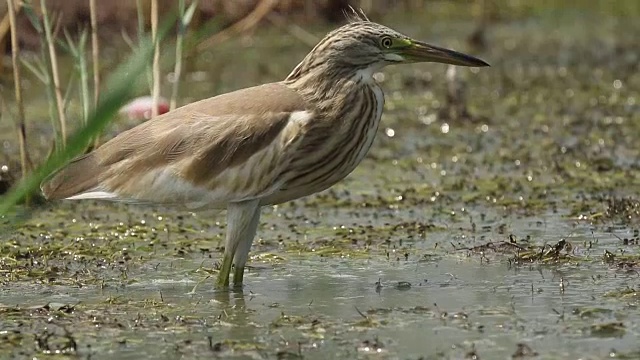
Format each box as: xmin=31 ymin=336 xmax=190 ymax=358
xmin=352 ymin=83 xmax=384 ymax=165
xmin=265 ymin=84 xmax=385 ymax=204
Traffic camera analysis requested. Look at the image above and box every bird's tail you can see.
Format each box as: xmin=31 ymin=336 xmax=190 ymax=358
xmin=40 ymin=153 xmax=104 ymax=200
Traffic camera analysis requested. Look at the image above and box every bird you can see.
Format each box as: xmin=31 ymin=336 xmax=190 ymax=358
xmin=40 ymin=11 xmax=489 ymax=289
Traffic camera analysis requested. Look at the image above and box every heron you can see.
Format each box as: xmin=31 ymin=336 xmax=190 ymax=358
xmin=41 ymin=11 xmax=489 ymax=289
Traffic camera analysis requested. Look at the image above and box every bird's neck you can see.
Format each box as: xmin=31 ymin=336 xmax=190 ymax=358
xmin=284 ymin=62 xmax=382 ymax=112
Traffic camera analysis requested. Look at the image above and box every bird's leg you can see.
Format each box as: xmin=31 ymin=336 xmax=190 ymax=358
xmin=232 ymin=206 xmax=261 ymax=287
xmin=216 ymin=199 xmax=260 ymax=289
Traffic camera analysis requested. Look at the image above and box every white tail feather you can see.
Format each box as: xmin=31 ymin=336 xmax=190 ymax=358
xmin=65 ymin=191 xmax=119 ymax=200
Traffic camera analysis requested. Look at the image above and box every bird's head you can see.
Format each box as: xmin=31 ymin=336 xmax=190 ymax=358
xmin=287 ymin=11 xmax=489 ymax=83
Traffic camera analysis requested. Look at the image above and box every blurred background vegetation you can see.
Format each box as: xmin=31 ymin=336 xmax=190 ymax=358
xmin=3 ymin=0 xmax=639 ymax=51
xmin=1 ymin=0 xmax=640 ymax=209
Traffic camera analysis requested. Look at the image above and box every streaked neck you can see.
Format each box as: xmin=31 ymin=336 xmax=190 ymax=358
xmin=284 ymin=61 xmax=380 ymax=110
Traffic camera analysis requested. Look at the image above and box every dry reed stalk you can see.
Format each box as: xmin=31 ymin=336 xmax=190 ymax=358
xmin=0 ymin=10 xmax=11 ymax=76
xmin=41 ymin=0 xmax=67 ymax=148
xmin=170 ymin=0 xmax=199 ymax=111
xmin=90 ymin=0 xmax=100 ymax=107
xmin=8 ymin=0 xmax=32 ymax=185
xmin=170 ymin=0 xmax=185 ymax=111
xmin=90 ymin=0 xmax=101 ymax=149
xmin=151 ymin=0 xmax=160 ymax=118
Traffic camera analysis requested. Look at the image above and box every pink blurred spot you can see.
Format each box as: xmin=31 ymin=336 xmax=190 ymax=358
xmin=119 ymin=96 xmax=170 ymax=120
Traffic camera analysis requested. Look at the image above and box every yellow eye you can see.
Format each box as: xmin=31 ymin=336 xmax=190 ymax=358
xmin=381 ymin=37 xmax=393 ymax=49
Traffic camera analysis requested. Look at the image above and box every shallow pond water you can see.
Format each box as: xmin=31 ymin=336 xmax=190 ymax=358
xmin=2 ymin=3 xmax=640 ymax=359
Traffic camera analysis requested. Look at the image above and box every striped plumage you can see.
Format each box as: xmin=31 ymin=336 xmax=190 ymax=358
xmin=265 ymin=66 xmax=384 ymax=204
xmin=265 ymin=21 xmax=416 ymax=204
xmin=41 ymin=12 xmax=489 ymax=288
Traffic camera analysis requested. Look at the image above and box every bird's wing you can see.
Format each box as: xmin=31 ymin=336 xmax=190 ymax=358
xmin=41 ymin=83 xmax=312 ymax=208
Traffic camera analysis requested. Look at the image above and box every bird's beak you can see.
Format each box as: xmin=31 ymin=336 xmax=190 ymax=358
xmin=401 ymin=40 xmax=490 ymax=67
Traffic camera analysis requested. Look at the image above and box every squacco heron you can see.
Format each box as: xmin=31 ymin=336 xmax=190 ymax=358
xmin=41 ymin=12 xmax=489 ymax=289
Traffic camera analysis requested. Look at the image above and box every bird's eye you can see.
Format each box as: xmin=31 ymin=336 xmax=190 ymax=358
xmin=381 ymin=37 xmax=393 ymax=49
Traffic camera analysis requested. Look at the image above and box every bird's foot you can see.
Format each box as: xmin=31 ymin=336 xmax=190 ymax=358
xmin=232 ymin=265 xmax=245 ymax=288
xmin=215 ymin=254 xmax=233 ymax=289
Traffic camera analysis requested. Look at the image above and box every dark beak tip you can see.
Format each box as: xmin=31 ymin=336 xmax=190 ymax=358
xmin=468 ymin=56 xmax=490 ymax=67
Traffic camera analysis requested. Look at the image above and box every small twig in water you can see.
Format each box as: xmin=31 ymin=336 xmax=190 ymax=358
xmin=354 ymin=306 xmax=368 ymax=320
xmin=188 ymin=275 xmax=211 ymax=295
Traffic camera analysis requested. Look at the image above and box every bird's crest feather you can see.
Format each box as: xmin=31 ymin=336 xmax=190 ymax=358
xmin=344 ymin=6 xmax=370 ymax=23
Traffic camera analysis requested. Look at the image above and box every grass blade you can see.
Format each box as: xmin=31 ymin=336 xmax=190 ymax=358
xmin=0 ymin=17 xmax=173 ymax=215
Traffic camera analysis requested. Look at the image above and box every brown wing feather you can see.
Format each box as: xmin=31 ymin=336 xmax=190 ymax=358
xmin=40 ymin=82 xmax=309 ymax=202
xmin=182 ymin=112 xmax=290 ymax=184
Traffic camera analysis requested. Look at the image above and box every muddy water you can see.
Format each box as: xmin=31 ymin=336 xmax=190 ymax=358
xmin=2 ymin=3 xmax=640 ymax=360
xmin=3 ymin=201 xmax=639 ymax=359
